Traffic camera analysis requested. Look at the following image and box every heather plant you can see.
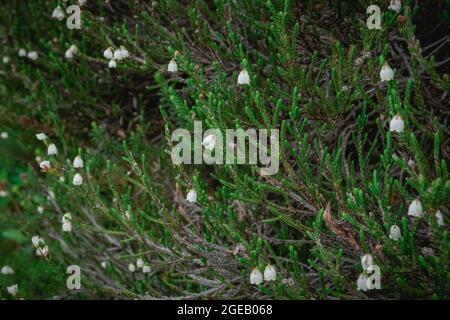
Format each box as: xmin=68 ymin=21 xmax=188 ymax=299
xmin=0 ymin=0 xmax=449 ymax=300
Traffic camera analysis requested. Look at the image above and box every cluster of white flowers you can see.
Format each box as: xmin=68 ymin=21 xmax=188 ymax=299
xmin=128 ymin=258 xmax=151 ymax=274
xmin=65 ymin=44 xmax=78 ymax=59
xmin=104 ymin=46 xmax=130 ymax=69
xmin=72 ymin=154 xmax=84 ymax=186
xmin=32 ymin=235 xmax=49 ymax=257
xmin=357 ymin=254 xmax=375 ymax=292
xmin=250 ymin=264 xmax=276 ymax=285
xmin=18 ymin=48 xmax=38 ymax=61
xmin=62 ymin=213 xmax=72 ymax=232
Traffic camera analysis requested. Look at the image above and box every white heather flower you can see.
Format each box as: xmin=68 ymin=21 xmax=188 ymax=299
xmin=2 ymin=56 xmax=10 ymax=64
xmin=408 ymin=199 xmax=424 ymax=218
xmin=36 ymin=133 xmax=47 ymax=140
xmin=1 ymin=265 xmax=15 ymax=275
xmin=59 ymin=176 xmax=65 ymax=182
xmin=103 ymin=47 xmax=113 ymax=60
xmin=167 ymin=59 xmax=178 ymax=72
xmin=1 ymin=131 xmax=8 ymax=139
xmin=7 ymin=284 xmax=18 ymax=296
xmin=263 ymin=264 xmax=276 ymax=282
xmin=119 ymin=46 xmax=129 ymax=58
xmin=388 ymin=0 xmax=402 ymax=13
xmin=65 ymin=45 xmax=78 ymax=59
xmin=62 ymin=221 xmax=72 ymax=232
xmin=27 ymin=51 xmax=38 ymax=61
xmin=250 ymin=267 xmax=263 ymax=285
xmin=128 ymin=263 xmax=136 ymax=272
xmin=237 ymin=69 xmax=250 ymax=85
xmin=31 ymin=235 xmax=43 ymax=248
xmin=52 ymin=6 xmax=65 ymax=21
xmin=73 ymin=173 xmax=83 ymax=186
xmin=108 ymin=59 xmax=117 ymax=69
xmin=101 ymin=261 xmax=107 ymax=269
xmin=36 ymin=245 xmax=49 ymax=257
xmin=202 ymin=134 xmax=217 ymax=151
xmin=357 ymin=273 xmax=368 ymax=291
xmin=73 ymin=155 xmax=84 ymax=168
xmin=18 ymin=48 xmax=27 ymax=57
xmin=113 ymin=49 xmax=124 ymax=61
xmin=136 ymin=258 xmax=144 ymax=269
xmin=186 ymin=189 xmax=197 ymax=203
xmin=62 ymin=213 xmax=72 ymax=223
xmin=142 ymin=265 xmax=151 ymax=273
xmin=47 ymin=143 xmax=58 ymax=155
xmin=37 ymin=206 xmax=44 ymax=214
xmin=436 ymin=210 xmax=444 ymax=226
xmin=380 ymin=62 xmax=394 ymax=82
xmin=39 ymin=160 xmax=51 ymax=170
xmin=389 ymin=225 xmax=401 ymax=241
xmin=389 ymin=114 xmax=405 ymax=133
xmin=361 ymin=254 xmax=373 ymax=271
xmin=47 ymin=191 xmax=55 ymax=200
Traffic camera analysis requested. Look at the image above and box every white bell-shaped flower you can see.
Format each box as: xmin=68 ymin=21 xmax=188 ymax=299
xmin=7 ymin=284 xmax=18 ymax=296
xmin=73 ymin=155 xmax=84 ymax=168
xmin=114 ymin=49 xmax=123 ymax=61
xmin=18 ymin=48 xmax=27 ymax=57
xmin=408 ymin=199 xmax=424 ymax=218
xmin=167 ymin=59 xmax=178 ymax=72
xmin=47 ymin=143 xmax=58 ymax=155
xmin=263 ymin=264 xmax=276 ymax=282
xmin=380 ymin=62 xmax=394 ymax=82
xmin=73 ymin=173 xmax=83 ymax=186
xmin=52 ymin=6 xmax=65 ymax=20
xmin=202 ymin=134 xmax=217 ymax=151
xmin=389 ymin=225 xmax=401 ymax=241
xmin=142 ymin=265 xmax=151 ymax=273
xmin=136 ymin=258 xmax=144 ymax=269
xmin=39 ymin=160 xmax=51 ymax=170
xmin=389 ymin=114 xmax=404 ymax=133
xmin=36 ymin=133 xmax=47 ymax=140
xmin=32 ymin=235 xmax=44 ymax=248
xmin=357 ymin=273 xmax=368 ymax=291
xmin=1 ymin=265 xmax=15 ymax=275
xmin=436 ymin=210 xmax=444 ymax=226
xmin=65 ymin=45 xmax=78 ymax=59
xmin=101 ymin=261 xmax=108 ymax=269
xmin=108 ymin=59 xmax=117 ymax=69
xmin=37 ymin=206 xmax=44 ymax=214
xmin=27 ymin=51 xmax=38 ymax=61
xmin=361 ymin=254 xmax=373 ymax=271
xmin=186 ymin=189 xmax=197 ymax=203
xmin=250 ymin=267 xmax=263 ymax=285
xmin=1 ymin=131 xmax=8 ymax=139
xmin=388 ymin=0 xmax=402 ymax=13
xmin=237 ymin=69 xmax=250 ymax=85
xmin=62 ymin=221 xmax=72 ymax=232
xmin=62 ymin=213 xmax=72 ymax=223
xmin=36 ymin=245 xmax=49 ymax=257
xmin=128 ymin=263 xmax=136 ymax=272
xmin=119 ymin=46 xmax=129 ymax=58
xmin=103 ymin=47 xmax=113 ymax=60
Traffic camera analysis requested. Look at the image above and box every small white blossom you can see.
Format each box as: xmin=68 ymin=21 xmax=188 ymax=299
xmin=389 ymin=225 xmax=401 ymax=241
xmin=237 ymin=69 xmax=250 ymax=85
xmin=388 ymin=0 xmax=402 ymax=13
xmin=37 ymin=206 xmax=44 ymax=214
xmin=250 ymin=267 xmax=263 ymax=285
xmin=389 ymin=114 xmax=404 ymax=133
xmin=114 ymin=49 xmax=124 ymax=61
xmin=73 ymin=155 xmax=84 ymax=168
xmin=103 ymin=47 xmax=113 ymax=60
xmin=0 ymin=190 xmax=8 ymax=197
xmin=108 ymin=59 xmax=117 ymax=69
xmin=65 ymin=45 xmax=78 ymax=59
xmin=62 ymin=221 xmax=72 ymax=232
xmin=52 ymin=6 xmax=65 ymax=21
xmin=136 ymin=258 xmax=144 ymax=269
xmin=2 ymin=56 xmax=10 ymax=64
xmin=119 ymin=46 xmax=129 ymax=58
xmin=59 ymin=176 xmax=66 ymax=182
xmin=27 ymin=51 xmax=38 ymax=61
xmin=7 ymin=284 xmax=18 ymax=296
xmin=36 ymin=245 xmax=49 ymax=257
xmin=36 ymin=133 xmax=47 ymax=140
xmin=31 ymin=235 xmax=44 ymax=248
xmin=361 ymin=254 xmax=373 ymax=271
xmin=167 ymin=59 xmax=178 ymax=72
xmin=202 ymin=134 xmax=217 ymax=151
xmin=128 ymin=263 xmax=136 ymax=272
xmin=47 ymin=143 xmax=58 ymax=155
xmin=142 ymin=265 xmax=151 ymax=273
xmin=101 ymin=261 xmax=108 ymax=269
xmin=1 ymin=131 xmax=8 ymax=139
xmin=263 ymin=264 xmax=276 ymax=282
xmin=436 ymin=210 xmax=444 ymax=226
xmin=357 ymin=273 xmax=368 ymax=291
xmin=380 ymin=62 xmax=394 ymax=82
xmin=1 ymin=265 xmax=15 ymax=275
xmin=73 ymin=173 xmax=83 ymax=186
xmin=39 ymin=160 xmax=51 ymax=170
xmin=408 ymin=199 xmax=424 ymax=218
xmin=62 ymin=213 xmax=72 ymax=223
xmin=18 ymin=48 xmax=27 ymax=57
xmin=78 ymin=0 xmax=87 ymax=6
xmin=186 ymin=189 xmax=197 ymax=203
